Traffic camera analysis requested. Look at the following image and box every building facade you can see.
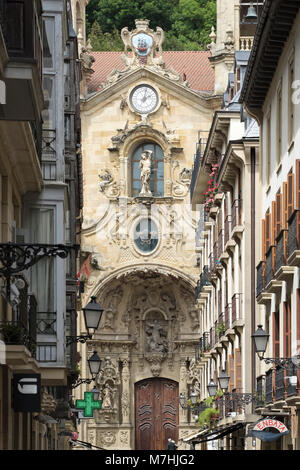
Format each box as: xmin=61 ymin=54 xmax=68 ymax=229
xmin=0 ymin=0 xmax=82 ymax=450
xmin=75 ymin=17 xmax=223 ymax=450
xmin=241 ymin=0 xmax=300 ymax=451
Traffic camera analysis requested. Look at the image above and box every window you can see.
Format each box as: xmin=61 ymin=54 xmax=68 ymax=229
xmin=132 ymin=142 xmax=164 ymax=197
xmin=288 ymin=52 xmax=295 ymax=145
xmin=276 ymin=83 xmax=282 ymax=166
xmin=43 ymin=17 xmax=55 ymax=69
xmin=266 ymin=112 xmax=271 ymax=185
xmin=30 ymin=208 xmax=55 ymax=312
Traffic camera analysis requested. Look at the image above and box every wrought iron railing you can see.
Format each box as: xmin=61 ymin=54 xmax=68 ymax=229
xmin=275 ymin=367 xmax=285 ymax=401
xmin=190 ymin=130 xmax=209 ymax=201
xmin=287 ymin=209 xmax=300 ymax=259
xmin=37 ymin=312 xmax=57 ymax=335
xmin=275 ymin=229 xmax=288 ymax=273
xmin=218 ymin=230 xmax=223 ymax=259
xmin=209 ymin=251 xmax=215 ymax=273
xmin=265 ymin=245 xmax=276 ymax=286
xmin=195 ymin=265 xmax=211 ymax=300
xmin=224 ymin=215 xmax=231 ymax=246
xmin=0 ymin=320 xmax=36 ymax=357
xmin=255 ymin=375 xmax=265 ymax=407
xmin=286 ymin=363 xmax=298 ymax=397
xmin=256 ymin=260 xmax=265 ymax=297
xmin=265 ymin=369 xmax=273 ymax=404
xmin=224 ymin=303 xmax=231 ymax=330
xmin=231 ymin=293 xmax=242 ymax=323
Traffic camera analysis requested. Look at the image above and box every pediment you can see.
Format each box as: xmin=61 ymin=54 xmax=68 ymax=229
xmin=82 ymin=67 xmax=222 ymax=113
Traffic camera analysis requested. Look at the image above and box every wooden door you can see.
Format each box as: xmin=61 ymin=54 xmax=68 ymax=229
xmin=135 ymin=378 xmax=178 ymax=450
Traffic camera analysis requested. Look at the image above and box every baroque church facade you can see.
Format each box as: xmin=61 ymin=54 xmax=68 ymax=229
xmin=75 ymin=14 xmax=222 ymax=450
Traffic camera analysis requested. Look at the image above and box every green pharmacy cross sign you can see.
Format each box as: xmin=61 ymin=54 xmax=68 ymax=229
xmin=75 ymin=392 xmax=102 ymax=417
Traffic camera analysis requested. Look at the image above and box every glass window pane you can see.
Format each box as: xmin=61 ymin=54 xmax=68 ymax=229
xmin=157 ymin=161 xmax=164 ymax=179
xmin=156 ymin=181 xmax=164 ymax=197
xmin=42 ymin=75 xmax=56 ymax=129
xmin=156 ymin=145 xmax=164 ymax=160
xmin=43 ymin=18 xmax=55 ymax=69
xmin=133 ymin=162 xmax=140 ymax=179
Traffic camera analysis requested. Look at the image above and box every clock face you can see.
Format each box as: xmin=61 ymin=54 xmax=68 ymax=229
xmin=130 ymin=85 xmax=158 ymax=114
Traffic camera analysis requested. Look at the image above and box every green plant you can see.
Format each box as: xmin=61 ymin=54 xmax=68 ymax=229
xmin=216 ymin=322 xmax=226 ymax=337
xmin=75 ymin=364 xmax=81 ymax=376
xmin=0 ymin=322 xmax=24 ymax=344
xmin=198 ymin=406 xmax=219 ymax=428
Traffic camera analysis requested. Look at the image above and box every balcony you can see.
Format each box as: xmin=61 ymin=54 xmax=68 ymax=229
xmin=265 ymin=245 xmax=276 ymax=287
xmin=275 ymin=229 xmax=288 ymax=273
xmin=36 ymin=312 xmax=57 ymax=363
xmin=42 ymin=128 xmax=57 ymax=180
xmin=224 ymin=215 xmax=231 ymax=246
xmin=265 ymin=369 xmax=273 ymax=405
xmin=275 ymin=367 xmax=285 ymax=402
xmin=255 ymin=375 xmax=265 ymax=408
xmin=217 ymin=230 xmax=223 ymax=259
xmin=287 ymin=209 xmax=300 ymax=266
xmin=195 ymin=265 xmax=211 ymax=300
xmin=0 ymin=0 xmax=44 ymax=121
xmin=256 ymin=260 xmax=265 ymax=297
xmin=224 ymin=303 xmax=231 ymax=331
xmin=239 ymin=36 xmax=254 ymax=51
xmin=0 ymin=319 xmax=36 ymax=357
xmin=190 ymin=130 xmax=209 ymax=205
xmin=231 ymin=293 xmax=243 ymax=326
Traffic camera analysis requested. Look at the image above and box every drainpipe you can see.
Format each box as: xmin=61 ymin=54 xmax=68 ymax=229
xmin=251 ymin=146 xmax=256 ymax=413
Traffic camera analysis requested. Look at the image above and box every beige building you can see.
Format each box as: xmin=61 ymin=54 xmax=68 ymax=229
xmin=76 ymin=18 xmax=223 ymax=450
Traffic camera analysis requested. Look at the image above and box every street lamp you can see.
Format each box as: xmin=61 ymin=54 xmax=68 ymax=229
xmin=72 ymin=350 xmax=102 ymax=389
xmin=66 ymin=296 xmax=103 ymax=346
xmin=218 ymin=370 xmax=230 ymax=391
xmin=207 ymin=379 xmax=218 ymax=397
xmin=91 ymin=386 xmax=100 ymax=401
xmin=252 ymin=324 xmax=300 ymax=369
xmin=251 ymin=325 xmax=269 ymax=359
xmin=87 ymin=350 xmax=102 ymax=376
xmin=190 ymin=390 xmax=198 ymax=406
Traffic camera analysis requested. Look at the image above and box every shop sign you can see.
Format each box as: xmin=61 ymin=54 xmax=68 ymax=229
xmin=253 ymin=419 xmax=288 ymax=433
xmin=12 ymin=374 xmax=41 ymax=412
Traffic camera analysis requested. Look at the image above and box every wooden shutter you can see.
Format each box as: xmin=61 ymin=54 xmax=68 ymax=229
xmin=265 ymin=212 xmax=271 ymax=252
xmin=276 ymin=192 xmax=282 ymax=237
xmin=228 ymin=354 xmax=235 ymax=392
xmin=296 ymin=160 xmax=300 ymax=209
xmin=287 ymin=172 xmax=294 ymax=219
xmin=235 ymin=349 xmax=242 ymax=391
xmin=283 ymin=182 xmax=288 ymax=227
xmin=273 ymin=311 xmax=280 ymax=358
xmin=283 ymin=301 xmax=291 ymax=358
xmin=272 ymin=201 xmax=276 ymax=244
xmin=262 ymin=219 xmax=266 ymax=259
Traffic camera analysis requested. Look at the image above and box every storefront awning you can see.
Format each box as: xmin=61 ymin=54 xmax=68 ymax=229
xmin=185 ymin=423 xmax=245 ymax=444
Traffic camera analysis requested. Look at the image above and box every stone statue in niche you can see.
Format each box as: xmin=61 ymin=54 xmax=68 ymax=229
xmin=145 ymin=318 xmax=168 ymax=353
xmin=101 ymin=384 xmax=114 ymax=409
xmin=139 ymin=150 xmax=152 ymax=196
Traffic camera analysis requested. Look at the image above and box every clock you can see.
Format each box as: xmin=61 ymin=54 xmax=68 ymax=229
xmin=129 ymin=85 xmax=159 ymax=114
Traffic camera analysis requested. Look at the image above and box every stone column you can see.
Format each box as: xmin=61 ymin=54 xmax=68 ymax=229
xmin=164 ymin=153 xmax=172 ymax=196
xmin=121 ymin=358 xmax=131 ymax=425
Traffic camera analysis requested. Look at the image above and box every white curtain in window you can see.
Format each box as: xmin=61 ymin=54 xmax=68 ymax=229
xmin=30 ymin=208 xmax=54 ymax=312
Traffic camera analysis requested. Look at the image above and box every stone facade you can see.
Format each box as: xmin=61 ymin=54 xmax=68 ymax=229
xmin=76 ymin=20 xmax=222 ymax=449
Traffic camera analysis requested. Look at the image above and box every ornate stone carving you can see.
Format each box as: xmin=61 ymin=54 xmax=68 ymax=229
xmin=98 ymin=431 xmax=116 ymax=447
xmin=99 ymin=19 xmax=190 ymax=90
xmin=98 ymin=169 xmax=120 ymax=198
xmin=172 ymin=161 xmax=192 ymax=197
xmin=189 ymin=307 xmax=200 ymax=331
xmin=121 ymin=392 xmax=130 ymax=417
xmin=103 ymin=287 xmax=123 ymax=330
xmin=144 ymin=352 xmax=166 ymax=377
xmin=119 ymin=430 xmax=129 ymax=445
xmin=145 ymin=318 xmax=168 ymax=353
xmin=139 ymin=150 xmax=153 ymax=196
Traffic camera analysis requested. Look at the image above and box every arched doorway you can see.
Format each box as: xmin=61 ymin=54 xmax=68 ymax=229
xmin=135 ymin=378 xmax=178 ymax=450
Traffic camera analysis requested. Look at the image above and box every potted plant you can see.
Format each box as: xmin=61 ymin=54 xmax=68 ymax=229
xmin=216 ymin=322 xmax=226 ymax=337
xmin=0 ymin=322 xmax=24 ymax=345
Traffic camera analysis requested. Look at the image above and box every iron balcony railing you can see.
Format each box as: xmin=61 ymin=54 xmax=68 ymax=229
xmin=231 ymin=293 xmax=242 ymax=323
xmin=287 ymin=209 xmax=300 ymax=259
xmin=194 ymin=265 xmax=211 ymax=300
xmin=265 ymin=369 xmax=273 ymax=404
xmin=224 ymin=215 xmax=231 ymax=246
xmin=256 ymin=260 xmax=266 ymax=297
xmin=224 ymin=303 xmax=231 ymax=331
xmin=256 ymin=375 xmax=265 ymax=407
xmin=286 ymin=363 xmax=298 ymax=397
xmin=265 ymin=245 xmax=276 ymax=286
xmin=190 ymin=131 xmax=209 ymax=201
xmin=37 ymin=312 xmax=57 ymax=335
xmin=42 ymin=129 xmax=57 ymax=180
xmin=217 ymin=230 xmax=224 ymax=259
xmin=275 ymin=367 xmax=285 ymax=401
xmin=275 ymin=229 xmax=288 ymax=273
xmin=0 ymin=320 xmax=36 ymax=357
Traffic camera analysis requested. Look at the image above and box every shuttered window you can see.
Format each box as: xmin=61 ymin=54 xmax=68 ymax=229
xmin=265 ymin=212 xmax=271 ymax=253
xmin=262 ymin=218 xmax=266 ymax=259
xmin=296 ymin=160 xmax=300 ymax=209
xmin=283 ymin=182 xmax=288 ymax=228
xmin=283 ymin=301 xmax=291 ymax=358
xmin=273 ymin=311 xmax=280 ymax=358
xmin=228 ymin=354 xmax=235 ymax=392
xmin=235 ymin=349 xmax=242 ymax=391
xmin=272 ymin=201 xmax=276 ymax=245
xmin=287 ymin=172 xmax=294 ymax=220
xmin=275 ymin=192 xmax=282 ymax=237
